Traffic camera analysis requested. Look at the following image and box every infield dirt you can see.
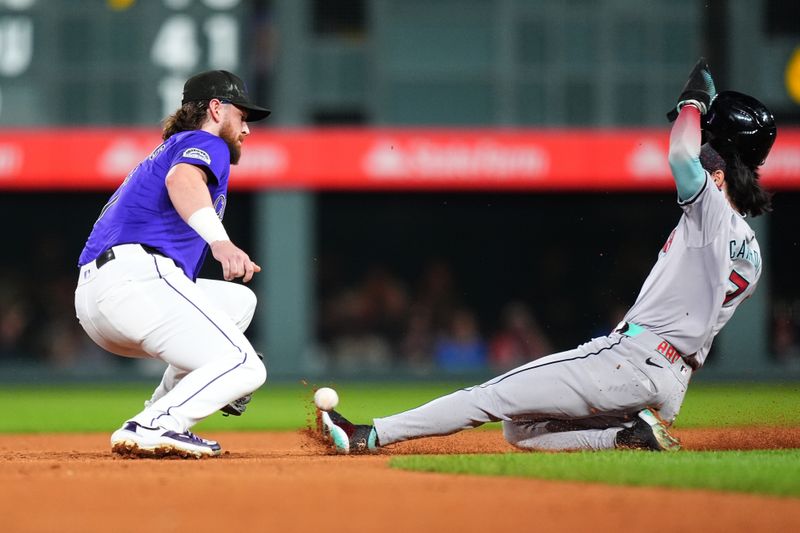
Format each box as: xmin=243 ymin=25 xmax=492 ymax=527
xmin=1 ymin=428 xmax=799 ymax=533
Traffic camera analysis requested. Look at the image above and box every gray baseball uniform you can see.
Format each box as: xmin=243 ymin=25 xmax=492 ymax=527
xmin=372 ymin=107 xmax=762 ymax=451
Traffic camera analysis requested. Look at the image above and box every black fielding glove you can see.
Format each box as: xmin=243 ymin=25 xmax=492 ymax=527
xmin=666 ymin=57 xmax=716 ymax=121
xmin=221 ymin=394 xmax=252 ymax=416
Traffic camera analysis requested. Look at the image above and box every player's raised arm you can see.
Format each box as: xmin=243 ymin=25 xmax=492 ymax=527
xmin=166 ymin=162 xmax=261 ymax=282
xmin=666 ymin=58 xmax=716 ymax=202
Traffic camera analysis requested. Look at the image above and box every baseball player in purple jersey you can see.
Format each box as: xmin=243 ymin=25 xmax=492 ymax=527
xmin=320 ymin=59 xmax=777 ymax=454
xmin=75 ymin=71 xmax=270 ymax=458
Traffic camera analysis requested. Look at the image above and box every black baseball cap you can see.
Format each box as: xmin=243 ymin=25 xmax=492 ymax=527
xmin=182 ymin=70 xmax=271 ymax=122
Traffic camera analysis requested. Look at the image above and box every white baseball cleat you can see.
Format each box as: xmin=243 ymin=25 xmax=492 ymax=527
xmin=110 ymin=421 xmax=221 ymax=459
xmin=319 ymin=411 xmax=351 ymax=453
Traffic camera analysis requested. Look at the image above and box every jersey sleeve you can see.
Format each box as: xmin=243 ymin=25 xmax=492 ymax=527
xmin=678 ymin=173 xmax=730 ymax=247
xmin=668 ymin=105 xmax=706 ymax=202
xmin=169 ymin=131 xmax=230 ymax=184
xmin=668 ymin=105 xmax=731 ymax=247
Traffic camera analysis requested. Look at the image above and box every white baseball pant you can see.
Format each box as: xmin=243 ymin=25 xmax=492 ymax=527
xmin=74 ymin=243 xmax=267 ymax=433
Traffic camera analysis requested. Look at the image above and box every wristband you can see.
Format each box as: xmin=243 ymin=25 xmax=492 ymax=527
xmin=677 ymin=99 xmax=706 ymax=114
xmin=187 ymin=206 xmax=230 ymax=244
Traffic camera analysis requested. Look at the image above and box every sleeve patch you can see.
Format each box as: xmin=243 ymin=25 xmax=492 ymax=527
xmin=182 ymin=148 xmax=211 ymax=165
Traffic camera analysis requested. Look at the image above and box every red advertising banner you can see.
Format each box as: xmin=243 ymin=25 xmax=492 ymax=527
xmin=0 ymin=128 xmax=798 ymax=191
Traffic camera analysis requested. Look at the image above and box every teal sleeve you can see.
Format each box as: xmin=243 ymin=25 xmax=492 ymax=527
xmin=669 ymin=154 xmax=706 ymax=202
xmin=668 ymin=105 xmax=705 ymax=202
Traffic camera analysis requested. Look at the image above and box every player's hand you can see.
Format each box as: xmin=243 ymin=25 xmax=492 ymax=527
xmin=666 ymin=57 xmax=716 ymax=122
xmin=209 ymin=240 xmax=262 ymax=283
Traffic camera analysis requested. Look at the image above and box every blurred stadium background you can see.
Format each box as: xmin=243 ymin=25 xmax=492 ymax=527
xmin=1 ymin=0 xmax=799 ymax=385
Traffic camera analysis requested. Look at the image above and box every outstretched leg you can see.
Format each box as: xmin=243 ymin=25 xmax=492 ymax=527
xmin=373 ymin=336 xmax=662 ymax=447
xmin=319 ymin=334 xmax=687 ymax=454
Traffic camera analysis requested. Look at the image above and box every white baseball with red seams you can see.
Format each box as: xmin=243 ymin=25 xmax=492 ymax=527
xmin=314 ymin=387 xmax=339 ymax=411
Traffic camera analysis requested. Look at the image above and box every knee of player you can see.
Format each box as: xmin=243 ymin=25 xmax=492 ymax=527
xmin=502 ymin=420 xmax=550 ymax=449
xmin=502 ymin=420 xmax=524 ymax=446
xmin=238 ymin=286 xmax=258 ymax=329
xmin=244 ymin=285 xmax=257 ymax=311
xmin=243 ymin=351 xmax=267 ymax=389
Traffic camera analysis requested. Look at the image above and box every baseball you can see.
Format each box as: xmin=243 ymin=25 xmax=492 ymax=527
xmin=314 ymin=387 xmax=339 ymax=411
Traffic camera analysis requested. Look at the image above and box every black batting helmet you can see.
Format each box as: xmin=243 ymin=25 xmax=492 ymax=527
xmin=702 ymin=90 xmax=777 ymax=168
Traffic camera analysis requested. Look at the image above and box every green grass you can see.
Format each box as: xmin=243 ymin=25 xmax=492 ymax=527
xmin=0 ymin=382 xmax=308 ymax=433
xmin=0 ymin=381 xmax=797 ymax=433
xmin=673 ymin=383 xmax=800 ymax=428
xmin=390 ymin=450 xmax=800 ymax=497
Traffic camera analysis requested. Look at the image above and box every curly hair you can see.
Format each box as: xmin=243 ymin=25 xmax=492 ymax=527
xmin=723 ymin=152 xmax=773 ymax=217
xmin=161 ymin=101 xmax=210 ymax=140
xmin=702 ymin=144 xmax=772 ymax=217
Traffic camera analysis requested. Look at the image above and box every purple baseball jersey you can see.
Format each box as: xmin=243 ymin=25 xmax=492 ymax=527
xmin=78 ymin=130 xmax=231 ymax=280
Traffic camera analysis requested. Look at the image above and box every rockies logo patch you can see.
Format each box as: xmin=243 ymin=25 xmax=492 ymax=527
xmin=213 ymin=194 xmax=227 ymax=220
xmin=182 ymin=148 xmax=211 ymax=165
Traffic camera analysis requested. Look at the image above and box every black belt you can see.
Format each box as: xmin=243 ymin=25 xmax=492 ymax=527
xmin=95 ymin=244 xmax=163 ymax=269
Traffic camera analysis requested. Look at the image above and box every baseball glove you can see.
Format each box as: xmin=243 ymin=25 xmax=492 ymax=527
xmin=667 ymin=57 xmax=716 ymax=121
xmin=221 ymin=394 xmax=252 ymax=417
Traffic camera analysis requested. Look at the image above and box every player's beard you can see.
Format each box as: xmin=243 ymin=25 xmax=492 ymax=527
xmin=220 ymin=121 xmax=243 ymax=165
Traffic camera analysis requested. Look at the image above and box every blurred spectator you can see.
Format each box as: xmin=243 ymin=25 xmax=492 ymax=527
xmin=331 ymin=333 xmax=393 ymax=374
xmin=38 ymin=275 xmax=106 ymax=369
xmin=489 ymin=301 xmax=552 ymax=371
xmin=0 ymin=300 xmax=31 ymax=359
xmin=399 ymin=303 xmax=436 ymax=374
xmin=0 ymin=271 xmax=34 ymax=359
xmin=359 ymin=265 xmax=410 ymax=347
xmin=433 ymin=308 xmax=488 ymax=372
xmin=414 ymin=259 xmax=460 ymax=333
xmin=325 ymin=288 xmax=393 ymax=374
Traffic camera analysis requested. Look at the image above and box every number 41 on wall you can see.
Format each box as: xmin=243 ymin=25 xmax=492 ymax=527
xmin=151 ymin=0 xmax=242 ymax=117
